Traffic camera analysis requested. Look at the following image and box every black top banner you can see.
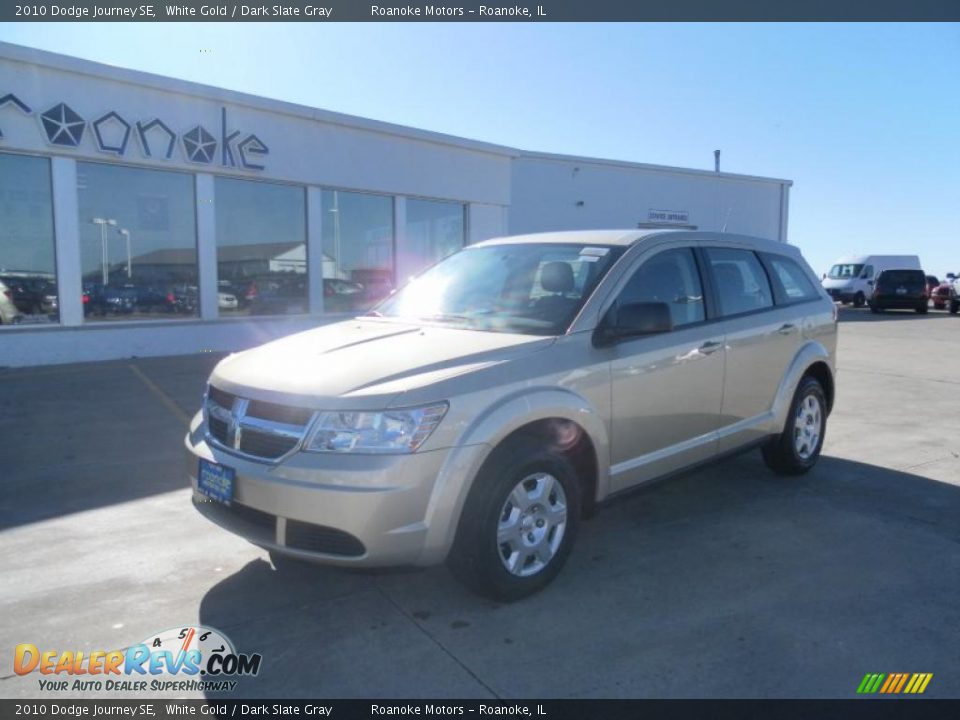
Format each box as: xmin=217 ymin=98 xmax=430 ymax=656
xmin=3 ymin=700 xmax=960 ymax=720
xmin=4 ymin=0 xmax=959 ymax=22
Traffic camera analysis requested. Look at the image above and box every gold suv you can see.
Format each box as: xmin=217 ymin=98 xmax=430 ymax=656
xmin=186 ymin=230 xmax=837 ymax=600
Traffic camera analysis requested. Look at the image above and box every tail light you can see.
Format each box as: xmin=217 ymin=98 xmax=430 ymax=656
xmin=167 ymin=292 xmax=175 ymax=303
xmin=82 ymin=293 xmax=89 ymax=304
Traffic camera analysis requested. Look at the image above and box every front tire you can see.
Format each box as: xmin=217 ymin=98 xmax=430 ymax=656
xmin=853 ymin=292 xmax=865 ymax=308
xmin=950 ymin=299 xmax=959 ymax=315
xmin=762 ymin=376 xmax=827 ymax=476
xmin=448 ymin=437 xmax=581 ymax=601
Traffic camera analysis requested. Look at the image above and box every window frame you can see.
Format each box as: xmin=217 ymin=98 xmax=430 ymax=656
xmin=606 ymin=245 xmax=713 ymax=333
xmin=699 ymin=246 xmax=776 ymax=321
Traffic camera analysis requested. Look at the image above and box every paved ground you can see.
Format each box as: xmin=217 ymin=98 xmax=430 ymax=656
xmin=1 ymin=307 xmax=959 ymax=699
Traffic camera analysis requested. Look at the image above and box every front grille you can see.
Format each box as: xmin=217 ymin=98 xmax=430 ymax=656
xmin=209 ymin=416 xmax=229 ymax=445
xmin=286 ymin=519 xmax=366 ymax=557
xmin=205 ymin=384 xmax=315 ymax=462
xmin=239 ymin=430 xmax=299 ymax=459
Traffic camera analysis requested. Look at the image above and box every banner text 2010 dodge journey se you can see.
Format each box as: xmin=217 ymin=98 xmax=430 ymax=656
xmin=187 ymin=230 xmax=837 ymax=600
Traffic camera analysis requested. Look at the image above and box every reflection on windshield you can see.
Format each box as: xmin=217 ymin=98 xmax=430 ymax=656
xmin=373 ymin=243 xmax=624 ymax=335
xmin=828 ymin=263 xmax=864 ymax=279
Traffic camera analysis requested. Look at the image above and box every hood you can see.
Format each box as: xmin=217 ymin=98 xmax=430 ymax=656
xmin=210 ymin=318 xmax=555 ymax=408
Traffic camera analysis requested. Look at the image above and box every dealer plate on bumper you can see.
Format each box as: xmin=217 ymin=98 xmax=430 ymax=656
xmin=198 ymin=458 xmax=235 ymax=505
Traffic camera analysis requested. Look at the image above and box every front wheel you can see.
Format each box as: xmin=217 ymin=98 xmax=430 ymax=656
xmin=448 ymin=437 xmax=581 ymax=601
xmin=762 ymin=376 xmax=827 ymax=476
xmin=950 ymin=299 xmax=959 ymax=315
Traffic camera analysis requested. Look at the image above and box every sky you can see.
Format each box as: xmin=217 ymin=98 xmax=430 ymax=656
xmin=1 ymin=22 xmax=958 ymax=276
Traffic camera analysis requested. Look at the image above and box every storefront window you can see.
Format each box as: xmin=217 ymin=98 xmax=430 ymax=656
xmin=215 ymin=177 xmax=307 ymax=316
xmin=0 ymin=153 xmax=57 ymax=326
xmin=77 ymin=163 xmax=197 ymax=322
xmin=404 ymin=198 xmax=465 ymax=277
xmin=321 ymin=190 xmax=394 ymax=312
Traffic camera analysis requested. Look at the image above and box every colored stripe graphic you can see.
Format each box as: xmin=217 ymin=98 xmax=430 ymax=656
xmin=857 ymin=673 xmax=932 ymax=694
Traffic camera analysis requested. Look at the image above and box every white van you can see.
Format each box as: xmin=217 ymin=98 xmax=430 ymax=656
xmin=821 ymin=255 xmax=922 ymax=307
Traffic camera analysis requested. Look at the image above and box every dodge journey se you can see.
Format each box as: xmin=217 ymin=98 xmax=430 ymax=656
xmin=186 ymin=230 xmax=837 ymax=600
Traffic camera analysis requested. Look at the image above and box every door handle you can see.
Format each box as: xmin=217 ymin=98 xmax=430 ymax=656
xmin=777 ymin=323 xmax=797 ymax=335
xmin=698 ymin=340 xmax=723 ymax=355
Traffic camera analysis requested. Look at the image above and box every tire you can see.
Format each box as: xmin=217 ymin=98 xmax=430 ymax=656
xmin=448 ymin=436 xmax=581 ymax=601
xmin=853 ymin=292 xmax=865 ymax=308
xmin=870 ymin=304 xmax=882 ymax=313
xmin=916 ymin=303 xmax=928 ymax=314
xmin=762 ymin=376 xmax=827 ymax=476
xmin=950 ymin=299 xmax=959 ymax=315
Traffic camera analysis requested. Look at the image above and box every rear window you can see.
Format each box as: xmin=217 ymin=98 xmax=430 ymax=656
xmin=878 ymin=270 xmax=924 ymax=285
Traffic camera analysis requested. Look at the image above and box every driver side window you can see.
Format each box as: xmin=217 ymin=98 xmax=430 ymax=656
xmin=616 ymin=247 xmax=705 ymax=328
xmin=861 ymin=265 xmax=874 ymax=279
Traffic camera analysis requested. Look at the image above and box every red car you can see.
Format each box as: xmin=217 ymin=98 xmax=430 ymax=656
xmin=932 ymin=273 xmax=957 ymax=310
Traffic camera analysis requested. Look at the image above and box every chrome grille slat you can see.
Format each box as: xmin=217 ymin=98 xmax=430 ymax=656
xmin=204 ymin=385 xmax=314 ymax=462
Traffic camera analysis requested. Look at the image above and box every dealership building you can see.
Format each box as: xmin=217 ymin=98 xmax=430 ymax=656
xmin=0 ymin=41 xmax=792 ymax=367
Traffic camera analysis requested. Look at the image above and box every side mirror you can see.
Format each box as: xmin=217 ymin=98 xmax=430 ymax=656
xmin=595 ymin=301 xmax=673 ymax=346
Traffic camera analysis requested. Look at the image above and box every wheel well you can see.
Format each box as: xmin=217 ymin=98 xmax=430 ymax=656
xmin=501 ymin=418 xmax=599 ymax=518
xmin=804 ymin=361 xmax=834 ymax=414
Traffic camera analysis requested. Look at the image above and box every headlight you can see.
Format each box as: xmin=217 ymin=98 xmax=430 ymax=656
xmin=303 ymin=403 xmax=448 ymax=454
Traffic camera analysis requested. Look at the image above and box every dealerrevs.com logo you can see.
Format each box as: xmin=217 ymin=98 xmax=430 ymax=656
xmin=13 ymin=626 xmax=262 ymax=693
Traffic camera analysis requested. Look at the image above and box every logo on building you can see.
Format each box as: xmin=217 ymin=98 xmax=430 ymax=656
xmin=0 ymin=92 xmax=268 ymax=170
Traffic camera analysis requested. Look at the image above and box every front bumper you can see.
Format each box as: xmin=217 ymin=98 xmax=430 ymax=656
xmin=185 ymin=416 xmax=489 ymax=567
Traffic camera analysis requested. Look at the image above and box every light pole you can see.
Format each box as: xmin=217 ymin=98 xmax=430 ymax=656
xmin=90 ymin=218 xmax=117 ymax=285
xmin=117 ymin=228 xmax=132 ymax=279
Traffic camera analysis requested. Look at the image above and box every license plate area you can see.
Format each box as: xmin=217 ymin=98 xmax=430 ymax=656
xmin=198 ymin=458 xmax=235 ymax=505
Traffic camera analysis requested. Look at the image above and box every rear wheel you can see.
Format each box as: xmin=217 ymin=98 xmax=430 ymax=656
xmin=916 ymin=303 xmax=928 ymax=314
xmin=870 ymin=304 xmax=883 ymax=313
xmin=853 ymin=292 xmax=865 ymax=308
xmin=448 ymin=437 xmax=581 ymax=601
xmin=950 ymin=299 xmax=959 ymax=315
xmin=762 ymin=376 xmax=827 ymax=476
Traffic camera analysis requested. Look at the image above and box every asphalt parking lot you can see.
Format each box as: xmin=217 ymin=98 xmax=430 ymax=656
xmin=1 ymin=307 xmax=959 ymax=699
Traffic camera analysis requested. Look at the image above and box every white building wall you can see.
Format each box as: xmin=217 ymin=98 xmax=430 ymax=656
xmin=509 ymin=153 xmax=790 ymax=241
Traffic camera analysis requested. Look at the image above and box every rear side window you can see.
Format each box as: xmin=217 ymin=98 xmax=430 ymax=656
xmin=704 ymin=248 xmax=773 ymax=317
xmin=767 ymin=255 xmax=820 ymax=303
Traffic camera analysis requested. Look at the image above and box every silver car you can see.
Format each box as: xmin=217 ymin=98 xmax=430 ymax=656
xmin=186 ymin=230 xmax=837 ymax=600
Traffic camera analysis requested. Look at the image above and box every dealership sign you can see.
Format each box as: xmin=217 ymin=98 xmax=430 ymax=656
xmin=0 ymin=92 xmax=268 ymax=170
xmin=647 ymin=209 xmax=690 ymax=225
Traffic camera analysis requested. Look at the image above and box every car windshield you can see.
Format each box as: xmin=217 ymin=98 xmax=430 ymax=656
xmin=372 ymin=243 xmax=625 ymax=335
xmin=828 ymin=263 xmax=864 ymax=279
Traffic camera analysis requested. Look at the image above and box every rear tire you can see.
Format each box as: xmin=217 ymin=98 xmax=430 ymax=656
xmin=762 ymin=376 xmax=827 ymax=476
xmin=916 ymin=303 xmax=928 ymax=314
xmin=448 ymin=436 xmax=581 ymax=602
xmin=870 ymin=304 xmax=882 ymax=313
xmin=853 ymin=292 xmax=865 ymax=308
xmin=950 ymin=299 xmax=959 ymax=315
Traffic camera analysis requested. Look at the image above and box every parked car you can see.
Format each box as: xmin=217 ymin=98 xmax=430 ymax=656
xmin=323 ymin=278 xmax=364 ymax=312
xmin=926 ymin=275 xmax=940 ymax=295
xmin=0 ymin=274 xmax=57 ymax=316
xmin=188 ymin=230 xmax=837 ymax=601
xmin=948 ymin=273 xmax=960 ymax=315
xmin=869 ymin=269 xmax=929 ymax=313
xmin=822 ymin=254 xmax=921 ymax=307
xmin=247 ymin=276 xmax=308 ymax=315
xmin=931 ymin=277 xmax=953 ymax=310
xmin=0 ymin=278 xmax=24 ymax=324
xmin=218 ymin=290 xmax=239 ymax=311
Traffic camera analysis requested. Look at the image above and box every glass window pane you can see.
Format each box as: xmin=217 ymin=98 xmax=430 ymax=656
xmin=705 ymin=247 xmax=773 ymax=317
xmin=321 ymin=190 xmax=394 ymax=313
xmin=769 ymin=256 xmax=819 ymax=302
xmin=77 ymin=163 xmax=197 ymax=321
xmin=404 ymin=199 xmax=465 ymax=277
xmin=617 ymin=247 xmax=705 ymax=327
xmin=215 ymin=177 xmax=307 ymax=316
xmin=0 ymin=153 xmax=57 ymax=326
